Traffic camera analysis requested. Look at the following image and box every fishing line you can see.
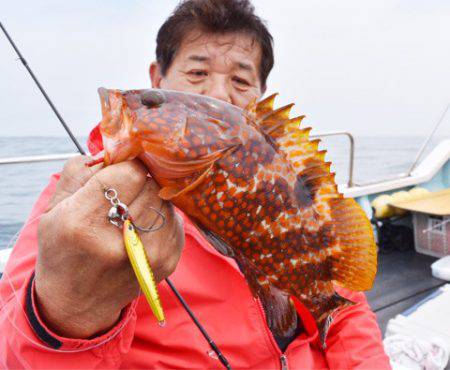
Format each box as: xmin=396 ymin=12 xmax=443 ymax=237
xmin=1 ymin=21 xmax=231 ymax=369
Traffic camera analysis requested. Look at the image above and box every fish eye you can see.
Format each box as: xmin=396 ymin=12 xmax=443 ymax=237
xmin=141 ymin=90 xmax=165 ymax=108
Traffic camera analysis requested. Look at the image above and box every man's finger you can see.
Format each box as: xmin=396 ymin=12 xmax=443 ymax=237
xmin=75 ymin=159 xmax=149 ymax=216
xmin=47 ymin=155 xmax=103 ymax=211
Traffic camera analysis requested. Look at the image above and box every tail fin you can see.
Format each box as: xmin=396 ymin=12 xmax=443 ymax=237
xmin=329 ymin=198 xmax=378 ymax=291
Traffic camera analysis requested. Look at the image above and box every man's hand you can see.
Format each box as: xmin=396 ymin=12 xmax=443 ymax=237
xmin=35 ymin=156 xmax=184 ymax=338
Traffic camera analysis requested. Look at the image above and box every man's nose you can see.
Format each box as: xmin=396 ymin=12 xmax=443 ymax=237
xmin=204 ymin=74 xmax=232 ymax=104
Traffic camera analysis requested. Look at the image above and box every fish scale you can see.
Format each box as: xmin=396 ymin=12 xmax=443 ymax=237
xmin=97 ymin=88 xmax=377 ymax=346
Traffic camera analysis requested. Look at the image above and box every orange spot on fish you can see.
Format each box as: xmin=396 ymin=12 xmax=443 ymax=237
xmin=224 ymin=200 xmax=233 ymax=209
xmin=215 ymin=173 xmax=226 ymax=183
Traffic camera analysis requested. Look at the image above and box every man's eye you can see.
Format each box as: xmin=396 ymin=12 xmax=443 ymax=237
xmin=232 ymin=76 xmax=250 ymax=86
xmin=188 ymin=70 xmax=208 ymax=77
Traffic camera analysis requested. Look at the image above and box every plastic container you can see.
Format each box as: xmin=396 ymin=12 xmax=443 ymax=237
xmin=414 ymin=214 xmax=450 ymax=258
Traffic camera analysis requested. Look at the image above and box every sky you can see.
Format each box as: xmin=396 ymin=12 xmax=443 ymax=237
xmin=0 ymin=0 xmax=449 ymax=138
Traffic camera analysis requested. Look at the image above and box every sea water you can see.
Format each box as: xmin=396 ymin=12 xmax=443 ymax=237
xmin=0 ymin=135 xmax=442 ymax=250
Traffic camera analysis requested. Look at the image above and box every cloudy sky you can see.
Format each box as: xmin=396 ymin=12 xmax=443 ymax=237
xmin=1 ymin=0 xmax=449 ymax=137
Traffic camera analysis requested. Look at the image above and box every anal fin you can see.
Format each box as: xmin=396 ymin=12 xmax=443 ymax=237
xmin=199 ymin=227 xmax=235 ymax=257
xmin=258 ymin=284 xmax=298 ymax=340
xmin=234 ymin=252 xmax=298 ymax=340
xmin=316 ymin=292 xmax=353 ymax=348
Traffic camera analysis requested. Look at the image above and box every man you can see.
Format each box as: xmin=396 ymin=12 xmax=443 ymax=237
xmin=0 ymin=0 xmax=390 ymax=368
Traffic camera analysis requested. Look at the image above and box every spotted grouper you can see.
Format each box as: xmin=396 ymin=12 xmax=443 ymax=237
xmin=95 ymin=88 xmax=377 ymax=345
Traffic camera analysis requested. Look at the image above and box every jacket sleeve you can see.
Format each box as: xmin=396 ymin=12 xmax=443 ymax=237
xmin=324 ymin=287 xmax=392 ymax=369
xmin=0 ymin=174 xmax=137 ymax=369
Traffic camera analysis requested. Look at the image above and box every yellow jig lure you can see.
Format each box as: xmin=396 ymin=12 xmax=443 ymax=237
xmin=122 ymin=219 xmax=165 ymax=326
xmin=104 ymin=188 xmax=165 ymax=326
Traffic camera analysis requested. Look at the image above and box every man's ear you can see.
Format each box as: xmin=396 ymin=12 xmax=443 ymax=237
xmin=150 ymin=62 xmax=163 ymax=88
xmin=260 ymin=84 xmax=266 ymax=95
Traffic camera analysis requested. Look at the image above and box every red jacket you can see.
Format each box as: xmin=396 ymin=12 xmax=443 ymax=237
xmin=0 ymin=126 xmax=391 ymax=369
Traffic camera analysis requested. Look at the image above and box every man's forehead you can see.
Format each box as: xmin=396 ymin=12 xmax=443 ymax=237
xmin=177 ymin=29 xmax=261 ymax=67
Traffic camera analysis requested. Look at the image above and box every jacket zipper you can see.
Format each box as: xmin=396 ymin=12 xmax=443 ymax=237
xmin=280 ymin=354 xmax=289 ymax=370
xmin=255 ymin=298 xmax=289 ymax=370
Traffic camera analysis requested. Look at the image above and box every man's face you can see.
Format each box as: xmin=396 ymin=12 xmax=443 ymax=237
xmin=150 ymin=30 xmax=264 ymax=109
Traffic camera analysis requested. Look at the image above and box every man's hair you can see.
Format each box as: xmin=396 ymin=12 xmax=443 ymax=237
xmin=156 ymin=0 xmax=274 ymax=90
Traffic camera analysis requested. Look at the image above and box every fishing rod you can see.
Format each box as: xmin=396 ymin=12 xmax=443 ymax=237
xmin=0 ymin=22 xmax=84 ymax=154
xmin=0 ymin=21 xmax=231 ymax=370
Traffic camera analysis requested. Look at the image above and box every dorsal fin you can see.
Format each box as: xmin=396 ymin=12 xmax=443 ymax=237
xmin=244 ymin=97 xmax=258 ymax=116
xmin=259 ymin=103 xmax=294 ymax=122
xmin=255 ymin=93 xmax=278 ymax=116
xmin=251 ymin=93 xmax=340 ymax=205
xmin=258 ymin=104 xmax=296 ymax=134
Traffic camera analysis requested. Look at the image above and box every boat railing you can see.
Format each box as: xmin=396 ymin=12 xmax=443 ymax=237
xmin=0 ymin=132 xmax=358 ymax=186
xmin=406 ymin=102 xmax=450 ymax=176
xmin=0 ymin=153 xmax=77 ymax=165
xmin=310 ymin=131 xmax=355 ymax=187
xmin=0 ymin=131 xmax=357 ymax=186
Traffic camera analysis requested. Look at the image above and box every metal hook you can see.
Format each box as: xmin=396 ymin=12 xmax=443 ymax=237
xmin=133 ymin=206 xmax=166 ymax=232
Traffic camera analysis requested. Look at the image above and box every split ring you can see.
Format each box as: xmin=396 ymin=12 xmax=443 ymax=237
xmin=104 ymin=188 xmax=118 ymax=201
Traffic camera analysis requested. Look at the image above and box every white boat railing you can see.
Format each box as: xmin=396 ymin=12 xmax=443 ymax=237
xmin=342 ymin=139 xmax=450 ymax=198
xmin=310 ymin=131 xmax=355 ymax=187
xmin=0 ymin=153 xmax=77 ymax=165
xmin=0 ymin=132 xmax=358 ymax=186
xmin=406 ymin=102 xmax=450 ymax=176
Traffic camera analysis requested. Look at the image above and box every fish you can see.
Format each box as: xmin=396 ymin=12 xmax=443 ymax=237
xmin=95 ymin=87 xmax=377 ymax=345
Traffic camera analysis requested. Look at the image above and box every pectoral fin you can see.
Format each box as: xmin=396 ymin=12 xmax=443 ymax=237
xmin=158 ymin=163 xmax=214 ymax=200
xmin=157 ymin=145 xmax=238 ymax=200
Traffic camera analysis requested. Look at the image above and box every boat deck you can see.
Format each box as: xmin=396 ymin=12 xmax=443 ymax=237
xmin=366 ymin=247 xmax=446 ymax=333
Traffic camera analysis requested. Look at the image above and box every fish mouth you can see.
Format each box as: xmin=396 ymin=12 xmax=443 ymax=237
xmin=98 ymin=87 xmax=111 ymax=114
xmin=97 ymin=87 xmax=126 ymax=135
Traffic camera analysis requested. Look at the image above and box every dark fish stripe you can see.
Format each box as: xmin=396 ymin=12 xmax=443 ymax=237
xmin=294 ymin=174 xmax=315 ymax=207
